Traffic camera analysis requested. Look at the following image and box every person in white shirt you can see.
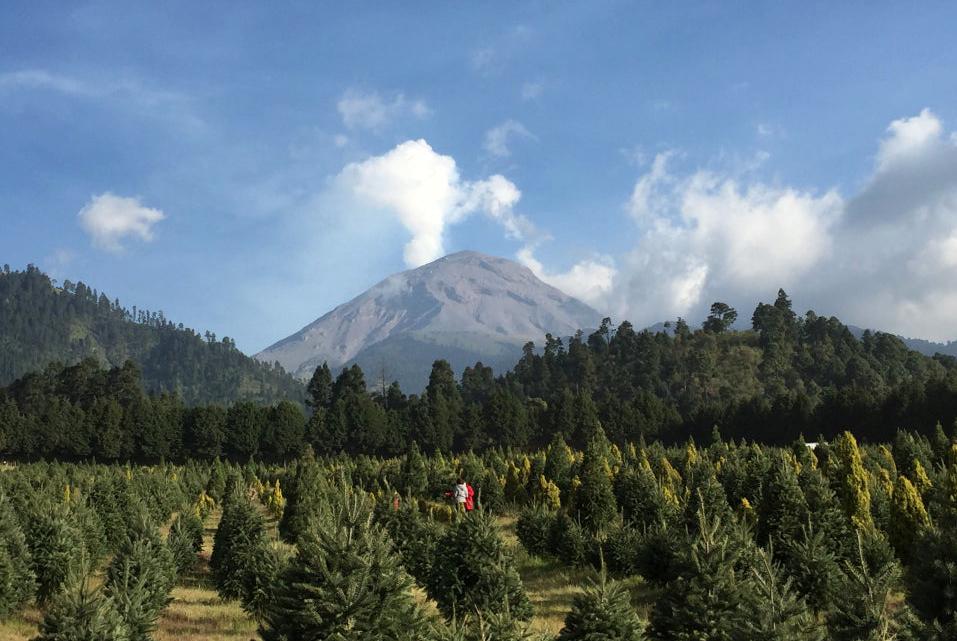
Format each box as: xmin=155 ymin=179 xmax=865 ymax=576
xmin=453 ymin=477 xmax=468 ymax=510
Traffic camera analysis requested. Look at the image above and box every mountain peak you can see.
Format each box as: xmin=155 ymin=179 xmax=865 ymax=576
xmin=255 ymin=251 xmax=602 ymax=390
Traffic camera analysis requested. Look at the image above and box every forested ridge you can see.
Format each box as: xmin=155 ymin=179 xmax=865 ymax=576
xmin=3 ymin=287 xmax=957 ymax=462
xmin=0 ymin=264 xmax=304 ymax=406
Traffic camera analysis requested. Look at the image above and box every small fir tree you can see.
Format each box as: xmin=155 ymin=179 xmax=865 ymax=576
xmin=278 ymin=460 xmax=326 ymax=544
xmin=427 ymin=511 xmax=532 ymax=621
xmin=888 ymin=475 xmax=931 ymax=561
xmin=573 ymin=433 xmax=617 ymax=534
xmin=104 ymin=527 xmax=176 ymax=641
xmin=557 ymin=571 xmax=646 ymax=641
xmin=0 ymin=497 xmax=35 ymax=618
xmin=260 ymin=485 xmax=428 ymax=641
xmin=829 ymin=432 xmax=874 ymax=531
xmin=31 ymin=556 xmax=130 ymax=641
xmin=745 ymin=546 xmax=823 ymax=641
xmin=782 ymin=523 xmax=840 ymax=614
xmin=827 ymin=533 xmax=916 ymax=641
xmin=210 ymin=493 xmax=270 ymax=602
xmin=23 ymin=505 xmax=87 ymax=604
xmin=647 ymin=506 xmax=751 ymax=641
xmin=167 ymin=516 xmax=198 ymax=576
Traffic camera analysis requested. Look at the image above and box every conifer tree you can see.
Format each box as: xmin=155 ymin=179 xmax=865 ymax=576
xmin=210 ymin=493 xmax=269 ymax=602
xmin=906 ymin=522 xmax=957 ymax=637
xmin=783 ymin=523 xmax=840 ymax=614
xmin=31 ymin=556 xmax=130 ymax=641
xmin=573 ymin=432 xmax=617 ymax=534
xmin=378 ymin=502 xmax=440 ymax=586
xmin=757 ymin=453 xmax=809 ymax=551
xmin=745 ymin=547 xmax=823 ymax=641
xmin=260 ymin=485 xmax=429 ymax=641
xmin=647 ymin=506 xmax=751 ymax=641
xmin=888 ymin=475 xmax=931 ymax=561
xmin=427 ymin=511 xmax=532 ymax=621
xmin=614 ymin=463 xmax=670 ymax=529
xmin=278 ymin=459 xmax=326 ymax=544
xmin=827 ymin=533 xmax=917 ymax=641
xmin=544 ymin=432 xmax=576 ymax=499
xmin=167 ymin=516 xmax=198 ymax=576
xmin=557 ymin=571 xmax=646 ymax=641
xmin=104 ymin=523 xmax=176 ymax=641
xmin=516 ymin=506 xmax=554 ymax=558
xmin=0 ymin=496 xmax=35 ymax=618
xmin=433 ymin=608 xmax=539 ymax=641
xmin=23 ymin=505 xmax=87 ymax=604
xmin=830 ymin=432 xmax=874 ymax=531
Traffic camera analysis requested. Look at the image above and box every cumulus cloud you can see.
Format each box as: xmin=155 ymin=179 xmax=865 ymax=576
xmin=334 ymin=139 xmax=531 ymax=267
xmin=77 ymin=193 xmax=166 ymax=252
xmin=613 ymin=151 xmax=843 ymax=325
xmin=607 ymin=108 xmax=957 ymax=341
xmin=825 ymin=108 xmax=957 ymax=340
xmin=337 ymin=89 xmax=431 ymax=131
xmin=483 ymin=120 xmax=534 ymax=158
xmin=517 ymin=246 xmax=617 ymax=308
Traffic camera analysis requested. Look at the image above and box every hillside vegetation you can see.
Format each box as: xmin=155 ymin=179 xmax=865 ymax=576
xmin=0 ymin=265 xmax=304 ymax=406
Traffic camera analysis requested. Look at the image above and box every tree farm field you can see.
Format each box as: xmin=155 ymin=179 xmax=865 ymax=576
xmin=0 ymin=430 xmax=948 ymax=640
xmin=0 ymin=481 xmax=633 ymax=640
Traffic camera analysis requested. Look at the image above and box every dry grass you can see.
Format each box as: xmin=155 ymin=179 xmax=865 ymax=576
xmin=154 ymin=510 xmax=259 ymax=640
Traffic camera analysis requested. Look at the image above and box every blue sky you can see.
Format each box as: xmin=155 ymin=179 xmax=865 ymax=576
xmin=3 ymin=2 xmax=957 ymax=352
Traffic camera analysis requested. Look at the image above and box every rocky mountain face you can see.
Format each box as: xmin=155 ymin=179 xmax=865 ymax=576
xmin=255 ymin=251 xmax=604 ymax=392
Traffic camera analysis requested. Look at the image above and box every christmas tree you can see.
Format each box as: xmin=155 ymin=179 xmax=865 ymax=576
xmin=31 ymin=555 xmax=130 ymax=641
xmin=210 ymin=491 xmax=270 ymax=602
xmin=0 ymin=496 xmax=35 ymax=618
xmin=23 ymin=504 xmax=87 ymax=604
xmin=260 ymin=484 xmax=428 ymax=641
xmin=647 ymin=505 xmax=750 ymax=641
xmin=104 ymin=524 xmax=176 ymax=641
xmin=427 ymin=511 xmax=532 ymax=621
xmin=557 ymin=570 xmax=646 ymax=641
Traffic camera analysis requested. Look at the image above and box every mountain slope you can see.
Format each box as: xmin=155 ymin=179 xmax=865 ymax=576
xmin=256 ymin=251 xmax=604 ymax=391
xmin=0 ymin=265 xmax=304 ymax=405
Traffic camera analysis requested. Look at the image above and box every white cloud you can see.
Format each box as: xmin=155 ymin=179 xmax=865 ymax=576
xmin=0 ymin=69 xmax=95 ymax=96
xmin=483 ymin=120 xmax=534 ymax=158
xmin=77 ymin=193 xmax=166 ymax=252
xmin=606 ymin=108 xmax=957 ymax=341
xmin=334 ymin=139 xmax=529 ymax=267
xmin=876 ymin=108 xmax=942 ymax=170
xmin=0 ymin=68 xmax=203 ymax=132
xmin=521 ymin=80 xmax=544 ymax=100
xmin=337 ymin=89 xmax=431 ymax=131
xmin=614 ymin=151 xmax=843 ymax=325
xmin=517 ymin=247 xmax=617 ymax=307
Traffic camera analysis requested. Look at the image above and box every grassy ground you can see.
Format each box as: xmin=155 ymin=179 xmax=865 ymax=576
xmin=0 ymin=510 xmax=648 ymax=639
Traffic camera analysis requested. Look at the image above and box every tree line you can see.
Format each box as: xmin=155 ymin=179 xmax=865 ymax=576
xmin=4 ymin=289 xmax=957 ymax=461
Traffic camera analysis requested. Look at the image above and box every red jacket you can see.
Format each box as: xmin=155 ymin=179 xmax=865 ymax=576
xmin=465 ymin=483 xmax=475 ymax=511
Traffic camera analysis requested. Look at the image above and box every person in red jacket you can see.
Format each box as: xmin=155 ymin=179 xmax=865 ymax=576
xmin=465 ymin=482 xmax=475 ymax=511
